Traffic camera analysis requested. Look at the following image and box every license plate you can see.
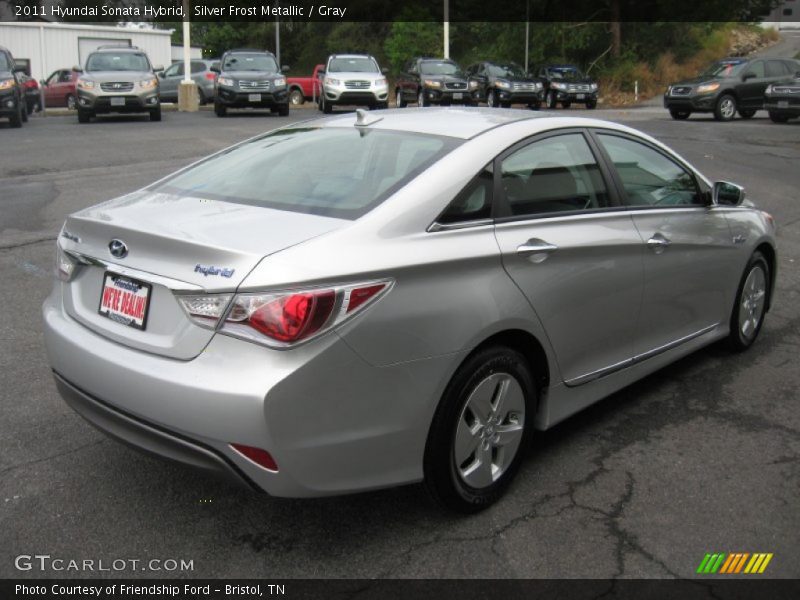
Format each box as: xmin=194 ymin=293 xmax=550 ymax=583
xmin=778 ymin=100 xmax=789 ymax=108
xmin=98 ymin=273 xmax=152 ymax=330
xmin=576 ymin=94 xmax=585 ymax=100
xmin=110 ymin=97 xmax=125 ymax=106
xmin=452 ymin=93 xmax=463 ymax=100
xmin=248 ymin=94 xmax=262 ymax=102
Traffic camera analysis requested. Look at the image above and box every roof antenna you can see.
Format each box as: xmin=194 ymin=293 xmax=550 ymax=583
xmin=355 ymin=108 xmax=383 ymax=127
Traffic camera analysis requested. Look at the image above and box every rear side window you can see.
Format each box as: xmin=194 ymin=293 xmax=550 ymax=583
xmin=154 ymin=128 xmax=460 ymax=220
xmin=438 ymin=165 xmax=493 ymax=224
xmin=746 ymin=61 xmax=765 ymax=78
xmin=500 ymin=133 xmax=610 ymax=217
xmin=766 ymin=60 xmax=788 ymax=78
xmin=191 ymin=62 xmax=207 ymax=74
xmin=597 ymin=134 xmax=702 ymax=207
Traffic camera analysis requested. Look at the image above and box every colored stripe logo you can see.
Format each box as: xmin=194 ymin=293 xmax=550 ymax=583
xmin=696 ymin=553 xmax=773 ymax=574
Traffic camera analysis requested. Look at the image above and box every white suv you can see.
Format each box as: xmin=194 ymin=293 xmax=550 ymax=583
xmin=318 ymin=54 xmax=389 ymax=113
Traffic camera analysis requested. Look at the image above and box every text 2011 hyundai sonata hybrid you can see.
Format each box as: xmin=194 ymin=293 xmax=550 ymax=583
xmin=43 ymin=108 xmax=776 ymax=512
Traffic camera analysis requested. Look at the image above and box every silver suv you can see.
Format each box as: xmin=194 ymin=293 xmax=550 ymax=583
xmin=318 ymin=54 xmax=389 ymax=113
xmin=75 ymin=45 xmax=163 ymax=123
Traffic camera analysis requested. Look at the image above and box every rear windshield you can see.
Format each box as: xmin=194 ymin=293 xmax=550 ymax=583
xmin=153 ymin=127 xmax=460 ymax=220
xmin=86 ymin=52 xmax=150 ymax=72
xmin=223 ymin=53 xmax=278 ymax=72
xmin=328 ymin=57 xmax=379 ymax=73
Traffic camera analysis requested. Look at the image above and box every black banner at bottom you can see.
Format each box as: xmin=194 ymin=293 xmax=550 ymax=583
xmin=3 ymin=579 xmax=800 ymax=600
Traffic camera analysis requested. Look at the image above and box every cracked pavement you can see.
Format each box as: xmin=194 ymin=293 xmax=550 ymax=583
xmin=1 ymin=108 xmax=798 ymax=579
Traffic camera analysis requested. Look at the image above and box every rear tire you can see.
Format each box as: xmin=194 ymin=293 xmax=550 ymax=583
xmin=214 ymin=101 xmax=227 ymax=117
xmin=714 ymin=94 xmax=737 ymax=121
xmin=424 ymin=345 xmax=536 ymax=513
xmin=728 ymin=251 xmax=769 ymax=352
xmin=395 ymin=88 xmax=407 ymax=108
xmin=769 ymin=111 xmax=789 ymax=123
xmin=77 ymin=108 xmax=92 ymax=123
xmin=66 ymin=94 xmax=76 ymax=110
xmin=669 ymin=108 xmax=691 ymax=120
xmin=289 ymin=88 xmax=304 ymax=106
xmin=149 ymin=106 xmax=162 ymax=122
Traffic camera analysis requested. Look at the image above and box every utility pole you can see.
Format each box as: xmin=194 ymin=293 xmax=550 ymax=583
xmin=178 ymin=0 xmax=199 ymax=111
xmin=443 ymin=0 xmax=449 ymax=59
xmin=524 ymin=1 xmax=530 ymax=72
xmin=275 ymin=2 xmax=281 ymax=66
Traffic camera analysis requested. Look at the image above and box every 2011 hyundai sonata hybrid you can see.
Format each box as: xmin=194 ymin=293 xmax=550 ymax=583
xmin=43 ymin=108 xmax=777 ymax=512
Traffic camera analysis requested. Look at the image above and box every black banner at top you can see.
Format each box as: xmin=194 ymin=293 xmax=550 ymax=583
xmin=2 ymin=0 xmax=787 ymax=22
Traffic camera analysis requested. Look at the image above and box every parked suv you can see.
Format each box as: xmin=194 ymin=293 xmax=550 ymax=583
xmin=0 ymin=45 xmax=29 ymax=128
xmin=75 ymin=45 xmax=163 ymax=123
xmin=466 ymin=61 xmax=544 ymax=109
xmin=158 ymin=59 xmax=218 ymax=105
xmin=318 ymin=54 xmax=389 ymax=113
xmin=765 ymin=75 xmax=800 ymax=123
xmin=396 ymin=57 xmax=477 ymax=107
xmin=539 ymin=64 xmax=598 ymax=109
xmin=212 ymin=49 xmax=289 ymax=117
xmin=664 ymin=57 xmax=800 ymax=121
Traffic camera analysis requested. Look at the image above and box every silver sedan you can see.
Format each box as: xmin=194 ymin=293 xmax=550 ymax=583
xmin=43 ymin=108 xmax=776 ymax=512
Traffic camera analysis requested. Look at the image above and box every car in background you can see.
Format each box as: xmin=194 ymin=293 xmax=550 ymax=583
xmin=317 ymin=54 xmax=389 ymax=113
xmin=44 ymin=109 xmax=776 ymax=512
xmin=664 ymin=57 xmax=800 ymax=121
xmin=75 ymin=45 xmax=163 ymax=124
xmin=538 ymin=64 xmax=598 ymax=109
xmin=41 ymin=68 xmax=79 ymax=109
xmin=765 ymin=75 xmax=800 ymax=123
xmin=466 ymin=61 xmax=543 ymax=109
xmin=212 ymin=49 xmax=289 ymax=117
xmin=286 ymin=64 xmax=324 ymax=106
xmin=158 ymin=59 xmax=218 ymax=105
xmin=396 ymin=57 xmax=477 ymax=107
xmin=539 ymin=65 xmax=599 ymax=109
xmin=20 ymin=73 xmax=41 ymax=114
xmin=0 ymin=45 xmax=28 ymax=127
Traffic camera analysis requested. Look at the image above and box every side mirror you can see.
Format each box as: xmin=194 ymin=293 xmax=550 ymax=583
xmin=381 ymin=67 xmax=389 ymax=74
xmin=210 ymin=64 xmax=220 ymax=73
xmin=281 ymin=65 xmax=290 ymax=72
xmin=72 ymin=65 xmax=83 ymax=73
xmin=152 ymin=64 xmax=164 ymax=72
xmin=713 ymin=181 xmax=745 ymax=206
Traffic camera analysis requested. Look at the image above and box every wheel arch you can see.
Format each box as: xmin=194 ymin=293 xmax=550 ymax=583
xmin=755 ymin=242 xmax=776 ymax=312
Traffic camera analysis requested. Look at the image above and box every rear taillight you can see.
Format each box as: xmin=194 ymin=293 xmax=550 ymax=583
xmin=205 ymin=73 xmax=216 ymax=81
xmin=177 ymin=279 xmax=392 ymax=348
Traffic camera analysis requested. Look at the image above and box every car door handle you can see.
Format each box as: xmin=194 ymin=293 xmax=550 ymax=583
xmin=517 ymin=239 xmax=558 ymax=263
xmin=647 ymin=233 xmax=672 ymax=254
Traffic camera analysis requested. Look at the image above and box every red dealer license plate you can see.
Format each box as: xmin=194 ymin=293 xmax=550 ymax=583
xmin=98 ymin=272 xmax=152 ymax=330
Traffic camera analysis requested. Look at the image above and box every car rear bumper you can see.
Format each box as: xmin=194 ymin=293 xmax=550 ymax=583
xmin=43 ymin=285 xmax=454 ymax=497
xmin=217 ymin=87 xmax=288 ymax=107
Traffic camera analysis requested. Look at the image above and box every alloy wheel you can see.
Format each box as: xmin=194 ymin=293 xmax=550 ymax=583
xmin=454 ymin=372 xmax=525 ymax=489
xmin=738 ymin=265 xmax=766 ymax=341
xmin=720 ymin=97 xmax=735 ymax=120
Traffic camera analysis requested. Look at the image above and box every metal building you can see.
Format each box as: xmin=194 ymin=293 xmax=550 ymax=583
xmin=0 ymin=22 xmax=173 ymax=81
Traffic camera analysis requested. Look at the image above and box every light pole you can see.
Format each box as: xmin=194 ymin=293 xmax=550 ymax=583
xmin=524 ymin=1 xmax=530 ymax=72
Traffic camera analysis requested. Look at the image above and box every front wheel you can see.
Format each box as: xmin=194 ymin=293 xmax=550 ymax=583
xmin=214 ymin=101 xmax=227 ymax=117
xmin=487 ymin=89 xmax=498 ymax=108
xmin=528 ymin=102 xmax=541 ymax=110
xmin=66 ymin=94 xmax=76 ymax=110
xmin=769 ymin=111 xmax=789 ymax=124
xmin=149 ymin=106 xmax=162 ymax=122
xmin=321 ymin=95 xmax=332 ymax=113
xmin=546 ymin=90 xmax=557 ymax=109
xmin=418 ymin=89 xmax=430 ymax=107
xmin=561 ymin=101 xmax=571 ymax=109
xmin=21 ymin=102 xmax=28 ymax=122
xmin=276 ymin=103 xmax=290 ymax=117
xmin=714 ymin=94 xmax=737 ymax=121
xmin=77 ymin=108 xmax=92 ymax=123
xmin=669 ymin=108 xmax=691 ymax=120
xmin=586 ymin=99 xmax=597 ymax=109
xmin=728 ymin=251 xmax=770 ymax=352
xmin=424 ymin=346 xmax=536 ymax=513
xmin=9 ymin=101 xmax=23 ymax=128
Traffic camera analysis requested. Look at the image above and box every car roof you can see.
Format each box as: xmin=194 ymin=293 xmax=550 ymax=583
xmin=317 ymin=107 xmax=628 ymax=140
xmin=329 ymin=54 xmax=374 ymax=59
xmin=92 ymin=46 xmax=143 ymax=53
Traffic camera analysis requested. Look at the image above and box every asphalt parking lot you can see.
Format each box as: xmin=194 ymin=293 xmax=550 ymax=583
xmin=1 ymin=106 xmax=798 ymax=579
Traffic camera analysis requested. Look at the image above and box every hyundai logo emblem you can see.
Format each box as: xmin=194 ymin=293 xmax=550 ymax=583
xmin=109 ymin=239 xmax=128 ymax=259
xmin=114 ymin=83 xmax=121 ymax=89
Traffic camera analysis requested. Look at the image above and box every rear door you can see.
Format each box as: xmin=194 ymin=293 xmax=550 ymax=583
xmin=738 ymin=60 xmax=768 ymax=108
xmin=593 ymin=131 xmax=735 ymax=356
xmin=159 ymin=63 xmax=182 ymax=101
xmin=492 ymin=130 xmax=645 ymax=385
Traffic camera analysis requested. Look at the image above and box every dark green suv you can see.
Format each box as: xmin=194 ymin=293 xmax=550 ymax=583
xmin=664 ymin=57 xmax=800 ymax=121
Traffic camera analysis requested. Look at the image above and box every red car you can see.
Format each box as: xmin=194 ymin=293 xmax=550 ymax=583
xmin=41 ymin=68 xmax=79 ymax=109
xmin=286 ymin=64 xmax=324 ymax=106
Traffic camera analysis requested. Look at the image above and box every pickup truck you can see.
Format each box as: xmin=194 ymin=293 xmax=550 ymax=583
xmin=286 ymin=64 xmax=324 ymax=105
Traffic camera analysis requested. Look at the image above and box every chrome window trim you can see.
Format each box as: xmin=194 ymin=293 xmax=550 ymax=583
xmin=427 ymin=219 xmax=494 ymax=233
